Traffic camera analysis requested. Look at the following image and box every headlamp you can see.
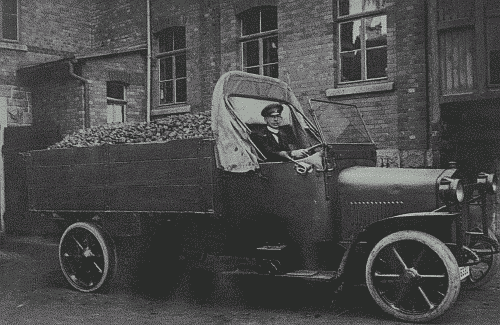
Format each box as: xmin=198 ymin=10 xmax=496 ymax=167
xmin=439 ymin=177 xmax=465 ymax=204
xmin=477 ymin=172 xmax=498 ymax=194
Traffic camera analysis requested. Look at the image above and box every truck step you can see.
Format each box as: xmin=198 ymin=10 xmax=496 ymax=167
xmin=256 ymin=244 xmax=287 ymax=251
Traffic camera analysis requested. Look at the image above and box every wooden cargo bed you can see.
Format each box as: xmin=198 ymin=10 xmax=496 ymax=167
xmin=25 ymin=138 xmax=216 ymax=214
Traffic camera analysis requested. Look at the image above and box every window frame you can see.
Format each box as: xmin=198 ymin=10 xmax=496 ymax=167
xmin=1 ymin=0 xmax=19 ymax=42
xmin=239 ymin=6 xmax=279 ymax=78
xmin=106 ymin=81 xmax=127 ymax=124
xmin=336 ymin=0 xmax=388 ymax=84
xmin=157 ymin=26 xmax=187 ymax=106
xmin=488 ymin=49 xmax=500 ymax=87
xmin=486 ymin=13 xmax=500 ymax=88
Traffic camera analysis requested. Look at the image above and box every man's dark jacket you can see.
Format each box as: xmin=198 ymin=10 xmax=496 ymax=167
xmin=250 ymin=125 xmax=299 ymax=162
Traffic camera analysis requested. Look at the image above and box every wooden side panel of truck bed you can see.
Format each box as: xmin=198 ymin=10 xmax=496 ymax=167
xmin=25 ymin=138 xmax=216 ymax=213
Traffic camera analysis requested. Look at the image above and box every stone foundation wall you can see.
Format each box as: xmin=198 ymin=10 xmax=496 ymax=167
xmin=376 ymin=148 xmax=434 ymax=168
xmin=0 ymin=85 xmax=32 ymax=127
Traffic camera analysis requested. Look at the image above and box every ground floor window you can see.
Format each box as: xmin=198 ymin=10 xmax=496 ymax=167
xmin=1 ymin=0 xmax=18 ymax=41
xmin=106 ymin=81 xmax=126 ymax=123
xmin=159 ymin=54 xmax=187 ymax=104
xmin=106 ymin=103 xmax=125 ymax=123
xmin=487 ymin=16 xmax=500 ymax=86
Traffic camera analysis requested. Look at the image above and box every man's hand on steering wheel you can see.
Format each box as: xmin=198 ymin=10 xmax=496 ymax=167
xmin=290 ymin=149 xmax=309 ymax=159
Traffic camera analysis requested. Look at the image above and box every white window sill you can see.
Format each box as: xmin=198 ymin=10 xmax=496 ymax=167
xmin=326 ymin=82 xmax=394 ymax=97
xmin=0 ymin=42 xmax=27 ymax=51
xmin=151 ymin=104 xmax=191 ymax=116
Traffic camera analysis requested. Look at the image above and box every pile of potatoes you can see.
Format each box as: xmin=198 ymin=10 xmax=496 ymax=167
xmin=49 ymin=111 xmax=213 ymax=149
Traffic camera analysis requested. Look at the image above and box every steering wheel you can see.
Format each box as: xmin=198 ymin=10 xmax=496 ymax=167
xmin=304 ymin=143 xmax=324 ymax=153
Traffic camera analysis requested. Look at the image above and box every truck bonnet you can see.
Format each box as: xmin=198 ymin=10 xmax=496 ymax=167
xmin=338 ymin=166 xmax=450 ymax=217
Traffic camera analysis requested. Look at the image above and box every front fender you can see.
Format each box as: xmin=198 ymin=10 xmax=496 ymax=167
xmin=339 ymin=212 xmax=460 ymax=283
xmin=357 ymin=212 xmax=460 ymax=243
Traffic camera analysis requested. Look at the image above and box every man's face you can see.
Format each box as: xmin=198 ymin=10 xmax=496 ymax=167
xmin=265 ymin=114 xmax=283 ymax=129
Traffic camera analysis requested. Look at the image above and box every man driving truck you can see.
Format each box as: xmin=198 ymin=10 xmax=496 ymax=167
xmin=250 ymin=103 xmax=309 ymax=162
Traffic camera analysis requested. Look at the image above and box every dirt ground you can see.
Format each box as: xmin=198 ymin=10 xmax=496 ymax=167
xmin=0 ymin=234 xmax=499 ymax=325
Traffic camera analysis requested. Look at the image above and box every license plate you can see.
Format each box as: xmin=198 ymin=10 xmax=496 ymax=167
xmin=459 ymin=266 xmax=470 ymax=280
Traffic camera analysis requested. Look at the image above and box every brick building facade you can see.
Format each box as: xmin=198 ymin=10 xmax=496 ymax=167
xmin=0 ymin=0 xmax=498 ymax=170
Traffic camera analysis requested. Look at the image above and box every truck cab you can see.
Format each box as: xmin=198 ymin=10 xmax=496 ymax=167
xmin=211 ymin=72 xmax=499 ymax=322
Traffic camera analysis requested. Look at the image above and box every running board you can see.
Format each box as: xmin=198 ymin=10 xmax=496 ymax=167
xmin=278 ymin=270 xmax=337 ymax=280
xmin=221 ymin=269 xmax=338 ymax=281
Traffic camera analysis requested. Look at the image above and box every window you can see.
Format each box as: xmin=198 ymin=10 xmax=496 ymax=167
xmin=1 ymin=0 xmax=18 ymax=41
xmin=337 ymin=0 xmax=387 ymax=83
xmin=240 ymin=6 xmax=278 ymax=78
xmin=107 ymin=82 xmax=126 ymax=123
xmin=158 ymin=26 xmax=187 ymax=105
xmin=438 ymin=27 xmax=475 ymax=95
xmin=487 ymin=7 xmax=500 ymax=86
xmin=436 ymin=0 xmax=476 ymax=94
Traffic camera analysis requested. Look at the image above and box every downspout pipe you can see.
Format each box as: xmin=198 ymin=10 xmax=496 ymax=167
xmin=425 ymin=0 xmax=440 ymax=168
xmin=424 ymin=0 xmax=432 ymax=167
xmin=68 ymin=60 xmax=90 ymax=129
xmin=146 ymin=0 xmax=151 ymax=122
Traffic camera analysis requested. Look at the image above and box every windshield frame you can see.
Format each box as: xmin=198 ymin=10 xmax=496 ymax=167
xmin=308 ymin=98 xmax=375 ymax=145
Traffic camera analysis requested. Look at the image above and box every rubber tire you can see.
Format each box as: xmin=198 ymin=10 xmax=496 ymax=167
xmin=59 ymin=222 xmax=117 ymax=293
xmin=365 ymin=230 xmax=461 ymax=323
xmin=463 ymin=228 xmax=500 ymax=290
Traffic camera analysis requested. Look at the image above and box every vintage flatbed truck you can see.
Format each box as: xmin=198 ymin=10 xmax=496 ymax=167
xmin=24 ymin=71 xmax=499 ymax=322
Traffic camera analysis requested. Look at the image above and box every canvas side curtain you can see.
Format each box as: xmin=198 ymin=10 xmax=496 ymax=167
xmin=211 ymin=73 xmax=261 ymax=173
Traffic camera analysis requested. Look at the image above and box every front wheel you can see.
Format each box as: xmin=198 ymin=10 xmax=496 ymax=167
xmin=365 ymin=231 xmax=461 ymax=323
xmin=59 ymin=222 xmax=117 ymax=292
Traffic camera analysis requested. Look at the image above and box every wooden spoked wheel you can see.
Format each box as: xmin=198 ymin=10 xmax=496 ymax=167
xmin=365 ymin=231 xmax=461 ymax=323
xmin=59 ymin=222 xmax=117 ymax=292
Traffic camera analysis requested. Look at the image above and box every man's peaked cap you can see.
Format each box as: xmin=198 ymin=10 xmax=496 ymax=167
xmin=261 ymin=103 xmax=283 ymax=117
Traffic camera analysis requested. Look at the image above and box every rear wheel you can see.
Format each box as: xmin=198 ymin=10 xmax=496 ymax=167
xmin=59 ymin=222 xmax=117 ymax=292
xmin=365 ymin=231 xmax=461 ymax=323
xmin=463 ymin=228 xmax=500 ymax=289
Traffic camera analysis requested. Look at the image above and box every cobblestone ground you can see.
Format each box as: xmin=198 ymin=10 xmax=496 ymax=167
xmin=0 ymin=234 xmax=499 ymax=325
